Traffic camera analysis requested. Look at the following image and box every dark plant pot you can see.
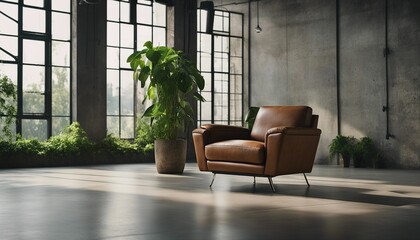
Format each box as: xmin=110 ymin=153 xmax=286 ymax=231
xmin=154 ymin=139 xmax=186 ymax=174
xmin=342 ymin=154 xmax=351 ymax=168
xmin=353 ymin=156 xmax=366 ymax=168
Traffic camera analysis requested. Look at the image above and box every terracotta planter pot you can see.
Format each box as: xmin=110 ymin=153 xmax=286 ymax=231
xmin=154 ymin=139 xmax=187 ymax=174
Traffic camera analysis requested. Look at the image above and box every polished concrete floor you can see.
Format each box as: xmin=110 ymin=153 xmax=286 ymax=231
xmin=1 ymin=163 xmax=420 ymax=240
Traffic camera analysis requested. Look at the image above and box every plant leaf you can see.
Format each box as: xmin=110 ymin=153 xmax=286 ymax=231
xmin=139 ymin=66 xmax=150 ymax=87
xmin=144 ymin=41 xmax=153 ymax=49
xmin=193 ymin=92 xmax=206 ymax=102
xmin=143 ymin=104 xmax=155 ymax=118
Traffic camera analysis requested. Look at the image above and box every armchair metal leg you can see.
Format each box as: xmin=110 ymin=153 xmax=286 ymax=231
xmin=268 ymin=177 xmax=276 ymax=193
xmin=209 ymin=173 xmax=217 ymax=188
xmin=303 ymin=173 xmax=310 ymax=187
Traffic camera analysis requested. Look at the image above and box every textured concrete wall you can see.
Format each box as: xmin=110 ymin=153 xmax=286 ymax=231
xmin=387 ymin=0 xmax=420 ymax=168
xmin=250 ymin=0 xmax=419 ymax=168
xmin=251 ymin=0 xmax=337 ymax=163
xmin=339 ymin=0 xmax=387 ymax=156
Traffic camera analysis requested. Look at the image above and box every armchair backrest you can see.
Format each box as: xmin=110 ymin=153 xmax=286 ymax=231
xmin=250 ymin=106 xmax=313 ymax=142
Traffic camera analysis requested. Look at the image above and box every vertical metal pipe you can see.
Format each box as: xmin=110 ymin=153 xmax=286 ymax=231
xmin=336 ymin=0 xmax=341 ymax=136
xmin=384 ymin=0 xmax=393 ymax=140
xmin=247 ymin=1 xmax=251 ymax=109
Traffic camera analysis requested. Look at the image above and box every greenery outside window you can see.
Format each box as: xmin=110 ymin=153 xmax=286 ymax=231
xmin=0 ymin=0 xmax=71 ymax=140
xmin=106 ymin=0 xmax=166 ymax=139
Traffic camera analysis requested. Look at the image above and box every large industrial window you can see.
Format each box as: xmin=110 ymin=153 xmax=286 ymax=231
xmin=106 ymin=0 xmax=166 ymax=139
xmin=197 ymin=9 xmax=244 ymax=126
xmin=0 ymin=0 xmax=71 ymax=140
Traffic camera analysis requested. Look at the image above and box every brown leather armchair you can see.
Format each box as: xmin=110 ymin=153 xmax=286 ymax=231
xmin=192 ymin=106 xmax=321 ymax=192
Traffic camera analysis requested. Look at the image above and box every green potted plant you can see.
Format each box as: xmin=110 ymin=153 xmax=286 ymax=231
xmin=329 ymin=135 xmax=356 ymax=167
xmin=353 ymin=137 xmax=376 ymax=168
xmin=127 ymin=41 xmax=205 ymax=174
xmin=245 ymin=106 xmax=260 ymax=129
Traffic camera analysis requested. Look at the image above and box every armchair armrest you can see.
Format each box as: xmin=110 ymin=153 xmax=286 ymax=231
xmin=265 ymin=126 xmax=321 ymax=139
xmin=264 ymin=126 xmax=321 ymax=176
xmin=198 ymin=124 xmax=251 ymax=142
xmin=192 ymin=124 xmax=251 ymax=171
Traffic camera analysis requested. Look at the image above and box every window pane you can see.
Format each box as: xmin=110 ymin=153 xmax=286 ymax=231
xmin=230 ymin=57 xmax=242 ymax=74
xmin=120 ymin=48 xmax=133 ymax=68
xmin=52 ymin=41 xmax=70 ymax=67
xmin=120 ymin=71 xmax=134 ymax=115
xmin=214 ymin=73 xmax=228 ymax=93
xmin=22 ymin=65 xmax=45 ymax=114
xmin=23 ymin=39 xmax=45 ymax=64
xmin=23 ymin=7 xmax=45 ymax=33
xmin=107 ymin=70 xmax=119 ymax=115
xmin=0 ymin=117 xmax=16 ymax=139
xmin=153 ymin=27 xmax=166 ymax=46
xmin=52 ymin=12 xmax=70 ymax=40
xmin=24 ymin=0 xmax=43 ymax=7
xmin=52 ymin=67 xmax=70 ymax=116
xmin=214 ymin=36 xmax=229 ymax=52
xmin=214 ymin=52 xmax=228 ymax=72
xmin=0 ymin=3 xmax=18 ymax=35
xmin=52 ymin=0 xmax=71 ymax=12
xmin=198 ymin=10 xmax=208 ymax=32
xmin=213 ymin=14 xmax=223 ymax=32
xmin=202 ymin=72 xmax=212 ymax=92
xmin=138 ymin=0 xmax=151 ymax=5
xmin=153 ymin=3 xmax=166 ymax=27
xmin=0 ymin=63 xmax=17 ymax=85
xmin=200 ymin=52 xmax=211 ymax=72
xmin=230 ymin=94 xmax=242 ymax=122
xmin=0 ymin=36 xmax=18 ymax=61
xmin=107 ymin=22 xmax=120 ymax=46
xmin=199 ymin=34 xmax=211 ymax=53
xmin=52 ymin=117 xmax=70 ymax=136
xmin=137 ymin=25 xmax=152 ymax=49
xmin=231 ymin=37 xmax=242 ymax=57
xmin=120 ymin=2 xmax=130 ymax=22
xmin=230 ymin=74 xmax=242 ymax=94
xmin=120 ymin=117 xmax=134 ymax=139
xmin=107 ymin=116 xmax=119 ymax=136
xmin=107 ymin=47 xmax=119 ymax=68
xmin=107 ymin=0 xmax=119 ymax=21
xmin=137 ymin=5 xmax=152 ymax=25
xmin=22 ymin=119 xmax=47 ymax=141
xmin=120 ymin=24 xmax=134 ymax=48
xmin=201 ymin=92 xmax=212 ymax=121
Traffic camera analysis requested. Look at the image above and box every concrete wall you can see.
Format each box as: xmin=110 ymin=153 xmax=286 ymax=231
xmin=73 ymin=1 xmax=107 ymax=142
xmin=387 ymin=0 xmax=420 ymax=168
xmin=249 ymin=0 xmax=419 ymax=168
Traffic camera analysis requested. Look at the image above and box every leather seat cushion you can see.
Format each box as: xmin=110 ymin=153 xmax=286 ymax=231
xmin=205 ymin=140 xmax=265 ymax=165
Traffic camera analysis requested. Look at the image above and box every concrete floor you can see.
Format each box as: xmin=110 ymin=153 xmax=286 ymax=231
xmin=1 ymin=163 xmax=419 ymax=240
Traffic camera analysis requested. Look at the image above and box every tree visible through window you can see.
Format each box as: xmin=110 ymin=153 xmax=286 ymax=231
xmin=0 ymin=0 xmax=71 ymax=140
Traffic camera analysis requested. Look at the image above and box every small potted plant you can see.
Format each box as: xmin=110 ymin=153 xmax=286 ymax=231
xmin=353 ymin=137 xmax=376 ymax=168
xmin=127 ymin=41 xmax=205 ymax=174
xmin=329 ymin=135 xmax=356 ymax=167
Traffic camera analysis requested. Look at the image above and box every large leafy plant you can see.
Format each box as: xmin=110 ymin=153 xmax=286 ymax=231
xmin=127 ymin=41 xmax=205 ymax=140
